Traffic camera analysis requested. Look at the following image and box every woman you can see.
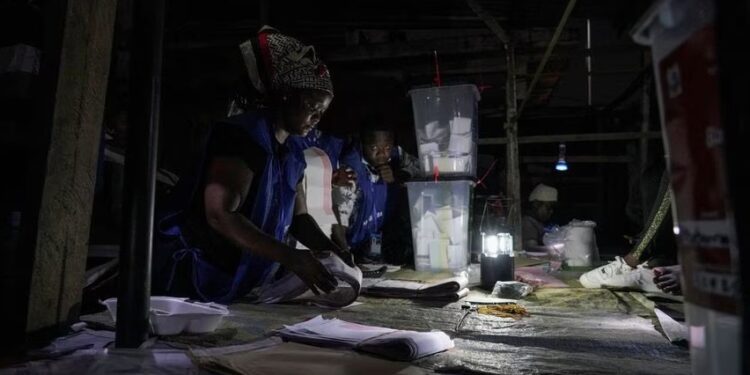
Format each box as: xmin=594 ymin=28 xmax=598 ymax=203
xmin=154 ymin=27 xmax=351 ymax=303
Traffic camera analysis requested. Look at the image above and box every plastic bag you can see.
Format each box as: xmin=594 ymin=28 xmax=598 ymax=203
xmin=562 ymin=220 xmax=599 ymax=267
xmin=543 ymin=220 xmax=600 ymax=268
xmin=542 ymin=226 xmax=565 ymax=272
xmin=490 ymin=281 xmax=534 ymax=299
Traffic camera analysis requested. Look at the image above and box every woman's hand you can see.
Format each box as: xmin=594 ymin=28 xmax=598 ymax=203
xmin=283 ymin=249 xmax=338 ymax=295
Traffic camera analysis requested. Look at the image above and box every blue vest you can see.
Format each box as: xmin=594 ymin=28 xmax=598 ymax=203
xmin=288 ymin=129 xmax=344 ymax=169
xmin=155 ymin=111 xmax=306 ymax=303
xmin=340 ymin=146 xmax=400 ymax=250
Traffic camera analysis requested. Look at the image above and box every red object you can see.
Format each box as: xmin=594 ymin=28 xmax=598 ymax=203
xmin=258 ymin=32 xmax=274 ymax=87
xmin=433 ymin=50 xmax=442 ymax=87
xmin=475 ymin=159 xmax=498 ymax=189
xmin=657 ymin=25 xmax=736 ymax=314
xmin=433 ymin=165 xmax=440 ymax=182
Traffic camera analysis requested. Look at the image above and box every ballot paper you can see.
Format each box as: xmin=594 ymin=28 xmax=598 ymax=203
xmin=449 ymin=117 xmax=472 ymax=135
xmin=255 ymin=254 xmax=363 ymax=308
xmin=418 ymin=142 xmax=440 ymax=155
xmin=278 ymin=316 xmax=454 ymax=362
xmin=414 ymin=207 xmax=469 ymax=272
xmin=361 ymin=274 xmax=469 ymax=301
xmin=655 ymin=308 xmax=688 ymax=344
xmin=423 ymin=121 xmax=449 ymax=142
xmin=299 ymin=147 xmax=338 ymax=249
xmin=447 ymin=133 xmax=472 ymax=154
xmin=190 ymin=338 xmax=431 ymax=375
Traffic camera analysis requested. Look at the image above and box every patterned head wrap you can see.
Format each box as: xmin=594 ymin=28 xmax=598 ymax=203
xmin=240 ymin=26 xmax=333 ymax=97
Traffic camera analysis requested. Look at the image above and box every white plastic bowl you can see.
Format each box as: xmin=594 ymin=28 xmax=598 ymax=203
xmin=101 ymin=296 xmax=229 ymax=336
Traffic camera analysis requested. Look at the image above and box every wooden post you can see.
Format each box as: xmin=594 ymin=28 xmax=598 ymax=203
xmin=115 ymin=0 xmax=164 ymax=348
xmin=23 ymin=0 xmax=118 ymax=336
xmin=505 ymin=45 xmax=522 ymax=253
xmin=465 ymin=0 xmax=522 ymax=251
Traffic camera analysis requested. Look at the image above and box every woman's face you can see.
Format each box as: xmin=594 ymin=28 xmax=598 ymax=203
xmin=281 ymin=89 xmax=333 ymax=136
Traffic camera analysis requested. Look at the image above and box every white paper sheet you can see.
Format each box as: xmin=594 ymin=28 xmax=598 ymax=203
xmin=255 ymin=254 xmax=363 ymax=308
xmin=278 ymin=316 xmax=454 ymax=361
xmin=450 ymin=117 xmax=472 ymax=135
xmin=447 ymin=133 xmax=472 ymax=154
xmin=300 ymin=148 xmax=338 ymax=248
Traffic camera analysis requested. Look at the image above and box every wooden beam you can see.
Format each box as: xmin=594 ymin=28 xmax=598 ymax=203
xmin=24 ymin=0 xmax=118 ymax=336
xmin=504 ymin=46 xmax=523 ymax=253
xmin=465 ymin=0 xmax=510 ymax=44
xmin=478 ymin=131 xmax=662 ymax=145
xmin=521 ymin=155 xmax=634 ymax=163
xmin=517 ymin=0 xmax=578 ymax=117
xmin=325 ymin=30 xmax=579 ymax=64
xmin=326 ymin=34 xmax=505 ymax=62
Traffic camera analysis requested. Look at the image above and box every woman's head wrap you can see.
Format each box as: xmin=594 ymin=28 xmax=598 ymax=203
xmin=240 ymin=26 xmax=333 ymax=97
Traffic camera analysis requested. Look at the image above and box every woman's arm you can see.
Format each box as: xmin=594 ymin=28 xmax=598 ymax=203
xmin=204 ymin=156 xmax=337 ymax=294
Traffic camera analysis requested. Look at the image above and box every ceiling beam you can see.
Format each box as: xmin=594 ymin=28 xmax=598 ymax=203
xmin=478 ymin=131 xmax=662 ymax=145
xmin=465 ymin=0 xmax=510 ymax=44
xmin=518 ymin=0 xmax=578 ymax=117
xmin=521 ymin=155 xmax=633 ymax=163
xmin=325 ymin=34 xmax=505 ymax=62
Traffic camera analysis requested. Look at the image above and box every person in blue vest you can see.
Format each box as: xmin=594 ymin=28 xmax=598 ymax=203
xmin=332 ymin=120 xmax=419 ymax=263
xmin=153 ymin=27 xmax=352 ymax=304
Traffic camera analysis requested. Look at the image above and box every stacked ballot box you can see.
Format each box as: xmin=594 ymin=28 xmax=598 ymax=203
xmin=406 ymin=180 xmax=472 ymax=273
xmin=408 ymin=84 xmax=480 ymax=178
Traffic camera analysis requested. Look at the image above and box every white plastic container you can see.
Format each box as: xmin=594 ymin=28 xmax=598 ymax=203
xmin=409 ymin=84 xmax=480 ymax=177
xmin=632 ymin=1 xmax=741 ymax=374
xmin=406 ymin=180 xmax=472 ymax=272
xmin=101 ymin=296 xmax=229 ymax=336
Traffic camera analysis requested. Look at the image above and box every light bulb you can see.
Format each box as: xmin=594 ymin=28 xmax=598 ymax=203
xmin=555 ymin=143 xmax=568 ymax=172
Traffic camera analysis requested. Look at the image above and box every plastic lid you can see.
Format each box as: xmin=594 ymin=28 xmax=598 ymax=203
xmin=408 ymin=84 xmax=480 ymax=101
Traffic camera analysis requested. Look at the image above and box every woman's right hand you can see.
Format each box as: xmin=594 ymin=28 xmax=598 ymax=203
xmin=284 ymin=249 xmax=338 ymax=295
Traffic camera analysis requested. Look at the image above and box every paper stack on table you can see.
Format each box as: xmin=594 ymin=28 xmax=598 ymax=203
xmin=255 ymin=254 xmax=363 ymax=308
xmin=278 ymin=315 xmax=454 ymax=361
xmin=190 ymin=338 xmax=432 ymax=375
xmin=361 ymin=274 xmax=469 ymax=301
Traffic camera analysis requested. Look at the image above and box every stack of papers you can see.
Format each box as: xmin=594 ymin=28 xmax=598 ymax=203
xmin=190 ymin=338 xmax=432 ymax=375
xmin=279 ymin=316 xmax=454 ymax=361
xmin=256 ymin=254 xmax=363 ymax=307
xmin=361 ymin=275 xmax=469 ymax=301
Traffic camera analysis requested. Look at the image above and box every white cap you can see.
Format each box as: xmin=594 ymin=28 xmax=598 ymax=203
xmin=529 ymin=184 xmax=558 ymax=202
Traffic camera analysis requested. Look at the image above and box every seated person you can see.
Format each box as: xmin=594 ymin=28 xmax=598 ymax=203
xmin=332 ymin=121 xmax=418 ymax=263
xmin=653 ymin=265 xmax=681 ymax=294
xmin=522 ymin=183 xmax=558 ymax=253
xmin=580 ymin=173 xmax=681 ymax=294
xmin=152 ymin=27 xmax=351 ymax=303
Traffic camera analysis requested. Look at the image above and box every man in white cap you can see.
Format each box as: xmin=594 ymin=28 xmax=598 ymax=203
xmin=522 ymin=183 xmax=558 ymax=252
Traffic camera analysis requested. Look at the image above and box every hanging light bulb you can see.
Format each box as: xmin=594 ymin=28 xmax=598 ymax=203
xmin=555 ymin=143 xmax=568 ymax=171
